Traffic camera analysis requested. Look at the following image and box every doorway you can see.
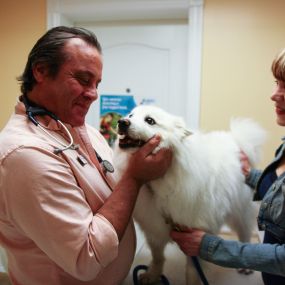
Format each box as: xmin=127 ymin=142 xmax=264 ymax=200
xmin=83 ymin=21 xmax=188 ymax=128
xmin=47 ymin=0 xmax=204 ymax=129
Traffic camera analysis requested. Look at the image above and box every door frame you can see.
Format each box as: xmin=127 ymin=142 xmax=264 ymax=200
xmin=47 ymin=0 xmax=204 ymax=129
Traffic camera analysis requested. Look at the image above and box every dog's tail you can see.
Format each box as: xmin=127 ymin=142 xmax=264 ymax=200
xmin=230 ymin=118 xmax=267 ymax=166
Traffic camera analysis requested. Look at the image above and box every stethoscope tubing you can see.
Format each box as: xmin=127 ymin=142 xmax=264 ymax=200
xmin=34 ymin=119 xmax=75 ymax=154
xmin=22 ymin=95 xmax=76 ymax=154
xmin=22 ymin=95 xmax=114 ymax=172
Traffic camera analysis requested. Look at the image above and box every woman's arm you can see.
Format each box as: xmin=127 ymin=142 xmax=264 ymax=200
xmin=171 ymin=229 xmax=285 ymax=277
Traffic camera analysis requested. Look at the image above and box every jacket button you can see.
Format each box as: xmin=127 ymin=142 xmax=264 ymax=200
xmin=261 ymin=224 xmax=266 ymax=230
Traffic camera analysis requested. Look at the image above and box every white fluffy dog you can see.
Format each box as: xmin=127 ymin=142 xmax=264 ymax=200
xmin=114 ymin=105 xmax=266 ymax=285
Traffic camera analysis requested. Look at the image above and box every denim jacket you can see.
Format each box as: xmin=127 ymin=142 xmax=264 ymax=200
xmin=199 ymin=139 xmax=285 ymax=276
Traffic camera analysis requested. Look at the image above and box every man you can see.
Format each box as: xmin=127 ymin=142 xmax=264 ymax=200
xmin=0 ymin=26 xmax=172 ymax=284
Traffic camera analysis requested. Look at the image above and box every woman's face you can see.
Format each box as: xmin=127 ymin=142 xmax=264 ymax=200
xmin=271 ymin=79 xmax=285 ymax=126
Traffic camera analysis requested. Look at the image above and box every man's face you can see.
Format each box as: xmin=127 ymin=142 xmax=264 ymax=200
xmin=39 ymin=38 xmax=103 ymax=127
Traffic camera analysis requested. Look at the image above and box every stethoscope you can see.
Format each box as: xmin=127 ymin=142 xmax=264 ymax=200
xmin=21 ymin=95 xmax=114 ymax=173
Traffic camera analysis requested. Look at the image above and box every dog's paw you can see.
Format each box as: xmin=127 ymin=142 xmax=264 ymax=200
xmin=237 ymin=268 xmax=253 ymax=275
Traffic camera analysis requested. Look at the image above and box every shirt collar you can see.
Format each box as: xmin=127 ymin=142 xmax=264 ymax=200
xmin=15 ymin=97 xmax=62 ymax=131
xmin=15 ymin=96 xmax=90 ymax=143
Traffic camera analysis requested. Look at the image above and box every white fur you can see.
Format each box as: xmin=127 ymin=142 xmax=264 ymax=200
xmin=114 ymin=105 xmax=267 ymax=284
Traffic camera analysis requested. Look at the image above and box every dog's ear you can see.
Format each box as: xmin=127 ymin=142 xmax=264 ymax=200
xmin=183 ymin=129 xmax=193 ymax=137
xmin=174 ymin=117 xmax=193 ymax=139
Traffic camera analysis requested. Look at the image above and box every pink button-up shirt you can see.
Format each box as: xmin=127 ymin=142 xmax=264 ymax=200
xmin=0 ymin=101 xmax=136 ymax=284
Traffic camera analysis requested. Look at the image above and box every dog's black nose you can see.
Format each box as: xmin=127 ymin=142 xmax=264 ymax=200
xmin=117 ymin=119 xmax=130 ymax=132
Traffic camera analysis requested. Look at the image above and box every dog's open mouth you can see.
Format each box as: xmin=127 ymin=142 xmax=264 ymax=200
xmin=118 ymin=134 xmax=145 ymax=149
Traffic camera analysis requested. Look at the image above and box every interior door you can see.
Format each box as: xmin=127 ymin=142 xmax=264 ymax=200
xmin=84 ymin=22 xmax=188 ymax=128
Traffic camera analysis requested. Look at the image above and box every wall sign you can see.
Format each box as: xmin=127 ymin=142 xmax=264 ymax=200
xmin=100 ymin=94 xmax=137 ymax=147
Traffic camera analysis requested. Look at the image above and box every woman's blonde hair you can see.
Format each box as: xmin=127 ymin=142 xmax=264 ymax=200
xmin=272 ymin=48 xmax=285 ymax=81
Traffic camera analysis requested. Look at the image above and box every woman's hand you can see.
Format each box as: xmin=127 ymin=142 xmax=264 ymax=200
xmin=240 ymin=150 xmax=251 ymax=178
xmin=170 ymin=227 xmax=206 ymax=256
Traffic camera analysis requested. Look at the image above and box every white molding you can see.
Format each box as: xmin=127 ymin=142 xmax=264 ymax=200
xmin=47 ymin=0 xmax=59 ymax=29
xmin=47 ymin=0 xmax=73 ymax=29
xmin=48 ymin=0 xmax=193 ymax=23
xmin=47 ymin=0 xmax=204 ymax=129
xmin=187 ymin=0 xmax=204 ymax=129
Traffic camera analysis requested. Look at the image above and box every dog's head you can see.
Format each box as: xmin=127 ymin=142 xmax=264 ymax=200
xmin=117 ymin=105 xmax=192 ymax=150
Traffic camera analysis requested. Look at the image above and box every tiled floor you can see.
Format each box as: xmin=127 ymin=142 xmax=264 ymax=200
xmin=0 ymin=273 xmax=10 ymax=285
xmin=123 ymin=225 xmax=264 ymax=285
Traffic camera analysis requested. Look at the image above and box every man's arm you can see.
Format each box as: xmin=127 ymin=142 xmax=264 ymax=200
xmin=98 ymin=135 xmax=172 ymax=240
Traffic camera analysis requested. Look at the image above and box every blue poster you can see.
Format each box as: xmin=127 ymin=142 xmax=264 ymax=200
xmin=99 ymin=95 xmax=137 ymax=146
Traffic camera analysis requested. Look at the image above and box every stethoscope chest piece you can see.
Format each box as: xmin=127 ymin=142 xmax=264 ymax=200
xmin=102 ymin=159 xmax=114 ymax=173
xmin=95 ymin=150 xmax=114 ymax=173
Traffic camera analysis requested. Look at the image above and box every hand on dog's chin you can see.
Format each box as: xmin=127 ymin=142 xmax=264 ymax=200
xmin=117 ymin=136 xmax=165 ymax=154
xmin=132 ymin=142 xmax=164 ymax=155
xmin=152 ymin=140 xmax=170 ymax=154
xmin=152 ymin=145 xmax=161 ymax=154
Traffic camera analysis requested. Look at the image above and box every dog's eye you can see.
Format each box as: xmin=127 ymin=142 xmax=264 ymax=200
xmin=129 ymin=113 xmax=133 ymax=118
xmin=145 ymin=116 xmax=156 ymax=125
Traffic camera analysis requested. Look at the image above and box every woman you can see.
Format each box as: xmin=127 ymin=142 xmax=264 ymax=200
xmin=170 ymin=48 xmax=285 ymax=285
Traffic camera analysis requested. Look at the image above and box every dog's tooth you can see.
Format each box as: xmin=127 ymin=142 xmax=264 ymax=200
xmin=118 ymin=134 xmax=126 ymax=139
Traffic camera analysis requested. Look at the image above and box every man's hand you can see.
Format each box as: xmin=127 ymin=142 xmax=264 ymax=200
xmin=98 ymin=135 xmax=172 ymax=240
xmin=125 ymin=135 xmax=173 ymax=186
